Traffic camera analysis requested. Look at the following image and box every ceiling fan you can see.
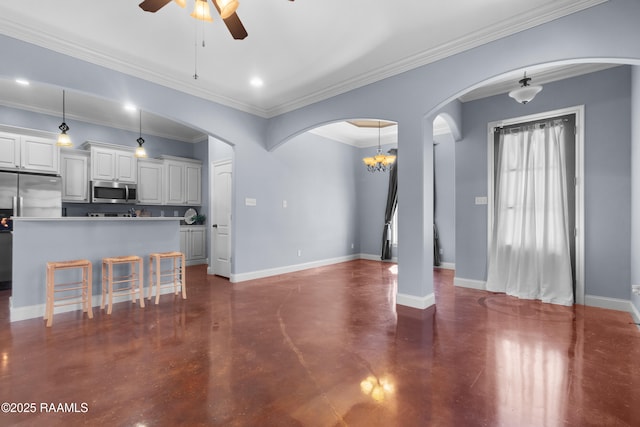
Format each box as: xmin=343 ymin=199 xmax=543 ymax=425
xmin=138 ymin=0 xmax=294 ymax=40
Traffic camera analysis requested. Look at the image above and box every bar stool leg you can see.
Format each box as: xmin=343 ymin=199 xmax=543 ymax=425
xmin=155 ymin=255 xmax=161 ymax=305
xmin=172 ymin=256 xmax=178 ymax=295
xmin=86 ymin=263 xmax=93 ymax=319
xmin=147 ymin=255 xmax=153 ymax=300
xmin=45 ymin=264 xmax=53 ymax=327
xmin=101 ymin=260 xmax=106 ymax=310
xmin=138 ymin=257 xmax=145 ymax=308
xmin=181 ymin=252 xmax=187 ymax=299
xmin=107 ymin=261 xmax=114 ymax=315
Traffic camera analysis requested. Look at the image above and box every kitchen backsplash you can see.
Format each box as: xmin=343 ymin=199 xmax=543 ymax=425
xmin=62 ymin=203 xmax=200 ymax=218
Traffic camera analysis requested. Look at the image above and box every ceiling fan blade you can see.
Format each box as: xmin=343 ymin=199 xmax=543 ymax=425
xmin=139 ymin=0 xmax=172 ymax=12
xmin=223 ymin=13 xmax=248 ymax=40
xmin=209 ymin=0 xmax=248 ymax=39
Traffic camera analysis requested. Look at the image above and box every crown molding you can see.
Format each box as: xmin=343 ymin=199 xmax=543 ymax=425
xmin=0 ymin=0 xmax=607 ymax=119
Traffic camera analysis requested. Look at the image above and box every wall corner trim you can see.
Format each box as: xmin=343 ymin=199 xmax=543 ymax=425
xmin=454 ymin=277 xmax=486 ymax=290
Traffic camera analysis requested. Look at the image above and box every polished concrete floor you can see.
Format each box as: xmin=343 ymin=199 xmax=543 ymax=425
xmin=1 ymin=260 xmax=639 ymax=426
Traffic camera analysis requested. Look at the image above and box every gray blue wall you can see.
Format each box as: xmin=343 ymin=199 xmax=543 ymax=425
xmin=237 ymin=132 xmax=360 ymax=272
xmin=455 ymin=66 xmax=632 ymax=300
xmin=631 ymin=66 xmax=640 ymax=316
xmin=434 ymin=132 xmax=455 ymax=265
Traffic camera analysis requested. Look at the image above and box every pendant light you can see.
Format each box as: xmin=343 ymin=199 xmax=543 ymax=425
xmin=174 ymin=0 xmax=186 ymax=7
xmin=135 ymin=109 xmax=147 ymax=158
xmin=56 ymin=90 xmax=72 ymax=147
xmin=508 ymin=72 xmax=543 ymax=104
xmin=362 ymin=121 xmax=396 ymax=172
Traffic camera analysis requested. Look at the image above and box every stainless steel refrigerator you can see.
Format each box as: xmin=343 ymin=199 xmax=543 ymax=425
xmin=0 ymin=171 xmax=62 ymax=289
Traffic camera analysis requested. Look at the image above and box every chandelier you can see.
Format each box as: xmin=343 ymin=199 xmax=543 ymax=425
xmin=362 ymin=121 xmax=396 ymax=172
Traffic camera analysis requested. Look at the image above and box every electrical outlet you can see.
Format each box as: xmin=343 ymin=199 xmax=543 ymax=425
xmin=297 ymin=249 xmax=302 ymax=257
xmin=632 ymin=285 xmax=640 ymax=295
xmin=439 ymin=248 xmax=444 ymax=255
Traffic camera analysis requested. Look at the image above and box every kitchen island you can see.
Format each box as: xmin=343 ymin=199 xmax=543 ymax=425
xmin=10 ymin=217 xmax=181 ymax=322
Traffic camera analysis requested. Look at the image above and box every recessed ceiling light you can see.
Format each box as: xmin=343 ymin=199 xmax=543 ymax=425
xmin=250 ymin=77 xmax=264 ymax=88
xmin=124 ymin=103 xmax=137 ymax=112
xmin=15 ymin=78 xmax=30 ymax=86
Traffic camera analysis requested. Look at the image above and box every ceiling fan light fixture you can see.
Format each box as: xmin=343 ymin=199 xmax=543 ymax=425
xmin=216 ymin=0 xmax=239 ymax=19
xmin=508 ymin=72 xmax=542 ymax=104
xmin=191 ymin=0 xmax=214 ymax=22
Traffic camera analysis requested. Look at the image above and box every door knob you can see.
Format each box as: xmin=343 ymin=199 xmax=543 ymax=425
xmin=212 ymin=224 xmax=218 ymax=228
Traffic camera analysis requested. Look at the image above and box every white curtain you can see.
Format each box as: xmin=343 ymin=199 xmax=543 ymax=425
xmin=486 ymin=121 xmax=573 ymax=306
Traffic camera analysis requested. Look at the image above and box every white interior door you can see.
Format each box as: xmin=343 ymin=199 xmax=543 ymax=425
xmin=211 ymin=161 xmax=232 ymax=277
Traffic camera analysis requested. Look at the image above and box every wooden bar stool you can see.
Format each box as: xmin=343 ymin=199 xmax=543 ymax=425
xmin=101 ymin=255 xmax=145 ymax=315
xmin=45 ymin=259 xmax=93 ymax=327
xmin=148 ymin=251 xmax=186 ymax=304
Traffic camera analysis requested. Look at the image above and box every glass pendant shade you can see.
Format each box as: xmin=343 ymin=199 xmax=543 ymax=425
xmin=509 ymin=85 xmax=542 ymax=104
xmin=174 ymin=0 xmax=186 ymax=7
xmin=191 ymin=0 xmax=214 ymax=22
xmin=135 ymin=143 xmax=147 ymax=158
xmin=216 ymin=0 xmax=239 ymax=19
xmin=56 ymin=126 xmax=72 ymax=147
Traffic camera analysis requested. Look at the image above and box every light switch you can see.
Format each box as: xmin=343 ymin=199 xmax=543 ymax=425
xmin=245 ymin=198 xmax=257 ymax=206
xmin=283 ymin=200 xmax=287 ymax=208
xmin=475 ymin=196 xmax=488 ymax=205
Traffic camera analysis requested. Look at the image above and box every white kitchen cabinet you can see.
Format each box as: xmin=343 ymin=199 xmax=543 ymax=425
xmin=180 ymin=225 xmax=207 ymax=265
xmin=164 ymin=159 xmax=186 ymax=205
xmin=185 ymin=163 xmax=202 ymax=205
xmin=137 ymin=159 xmax=164 ymax=205
xmin=0 ymin=131 xmax=59 ymax=174
xmin=60 ymin=149 xmax=90 ymax=202
xmin=82 ymin=141 xmax=137 ymax=183
xmin=0 ymin=132 xmax=20 ymax=170
xmin=159 ymin=155 xmax=202 ymax=206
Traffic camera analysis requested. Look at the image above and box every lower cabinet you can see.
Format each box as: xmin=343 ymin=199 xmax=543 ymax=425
xmin=180 ymin=225 xmax=207 ymax=266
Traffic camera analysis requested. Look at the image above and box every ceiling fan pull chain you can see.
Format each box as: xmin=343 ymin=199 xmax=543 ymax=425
xmin=193 ymin=20 xmax=199 ymax=79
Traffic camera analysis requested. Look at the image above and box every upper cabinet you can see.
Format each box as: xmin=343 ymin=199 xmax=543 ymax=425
xmin=60 ymin=149 xmax=90 ymax=203
xmin=159 ymin=155 xmax=202 ymax=206
xmin=137 ymin=158 xmax=164 ymax=205
xmin=0 ymin=131 xmax=59 ymax=174
xmin=82 ymin=141 xmax=137 ymax=183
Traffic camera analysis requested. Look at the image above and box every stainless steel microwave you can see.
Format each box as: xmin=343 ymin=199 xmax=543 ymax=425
xmin=91 ymin=181 xmax=137 ymax=204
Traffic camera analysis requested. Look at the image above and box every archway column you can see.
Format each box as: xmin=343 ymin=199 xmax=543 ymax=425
xmin=396 ymin=116 xmax=435 ymax=309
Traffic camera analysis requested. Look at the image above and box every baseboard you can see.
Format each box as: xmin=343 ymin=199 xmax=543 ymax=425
xmin=435 ymin=262 xmax=455 ymax=270
xmin=454 ymin=277 xmax=486 ymax=290
xmin=584 ymin=294 xmax=634 ymax=313
xmin=359 ymin=253 xmax=398 ymax=262
xmin=396 ymin=292 xmax=435 ymax=310
xmin=230 ymin=254 xmax=360 ymax=283
xmin=10 ymin=285 xmax=180 ymax=323
xmin=631 ymin=300 xmax=640 ymax=331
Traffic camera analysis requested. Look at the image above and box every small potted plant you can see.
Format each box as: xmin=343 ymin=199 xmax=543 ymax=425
xmin=191 ymin=214 xmax=206 ymax=225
